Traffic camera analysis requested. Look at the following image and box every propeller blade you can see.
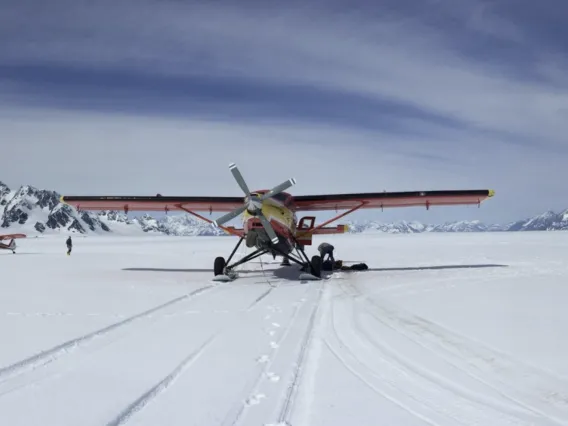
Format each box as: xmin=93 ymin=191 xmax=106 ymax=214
xmin=258 ymin=214 xmax=279 ymax=244
xmin=260 ymin=178 xmax=297 ymax=201
xmin=213 ymin=205 xmax=247 ymax=227
xmin=229 ymin=163 xmax=251 ymax=196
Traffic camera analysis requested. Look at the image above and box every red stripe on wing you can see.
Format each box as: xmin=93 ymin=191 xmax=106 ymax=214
xmin=292 ymin=190 xmax=494 ymax=211
xmin=61 ymin=196 xmax=244 ymax=212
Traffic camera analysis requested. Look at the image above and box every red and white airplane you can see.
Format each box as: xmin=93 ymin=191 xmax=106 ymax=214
xmin=0 ymin=234 xmax=26 ymax=254
xmin=61 ymin=163 xmax=494 ymax=279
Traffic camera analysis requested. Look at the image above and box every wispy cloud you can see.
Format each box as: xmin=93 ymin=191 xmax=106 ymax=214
xmin=1 ymin=0 xmax=567 ymax=223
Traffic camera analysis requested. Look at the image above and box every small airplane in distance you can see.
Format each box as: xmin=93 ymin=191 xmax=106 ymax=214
xmin=61 ymin=163 xmax=494 ymax=280
xmin=0 ymin=234 xmax=26 ymax=254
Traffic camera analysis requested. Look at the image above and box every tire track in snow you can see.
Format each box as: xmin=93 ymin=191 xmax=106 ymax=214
xmin=0 ymin=285 xmax=282 ymax=420
xmin=246 ymin=286 xmax=276 ymax=312
xmin=0 ymin=284 xmax=217 ymax=384
xmin=105 ymin=334 xmax=217 ymax=426
xmin=349 ymin=303 xmax=544 ymax=422
xmin=323 ymin=341 xmax=441 ymax=426
xmin=337 ymin=283 xmax=551 ymax=425
xmin=327 ymin=280 xmax=551 ymax=425
xmin=342 ymin=281 xmax=568 ymax=426
xmin=324 ymin=290 xmax=445 ymax=426
xmin=276 ymin=280 xmax=324 ymax=425
xmin=0 ymin=282 xmax=280 ymax=401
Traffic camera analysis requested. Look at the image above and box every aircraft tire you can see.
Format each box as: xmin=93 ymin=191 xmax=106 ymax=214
xmin=214 ymin=256 xmax=226 ymax=276
xmin=310 ymin=255 xmax=322 ymax=278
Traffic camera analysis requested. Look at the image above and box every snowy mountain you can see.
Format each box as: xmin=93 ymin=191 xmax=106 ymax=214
xmin=345 ymin=210 xmax=568 ymax=234
xmin=97 ymin=211 xmax=227 ymax=236
xmin=0 ymin=182 xmax=111 ymax=234
xmin=0 ymin=182 xmax=227 ymax=236
xmin=345 ymin=220 xmax=428 ymax=234
xmin=343 ymin=219 xmax=504 ymax=234
xmin=1 ymin=180 xmax=568 ymax=236
xmin=504 ymin=210 xmax=568 ymax=232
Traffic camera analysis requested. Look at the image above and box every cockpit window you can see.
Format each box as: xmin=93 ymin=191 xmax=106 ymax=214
xmin=271 ymin=193 xmax=288 ymax=203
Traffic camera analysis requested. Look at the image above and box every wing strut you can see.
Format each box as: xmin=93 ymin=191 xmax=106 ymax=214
xmin=300 ymin=202 xmax=367 ymax=237
xmin=177 ymin=205 xmax=243 ymax=238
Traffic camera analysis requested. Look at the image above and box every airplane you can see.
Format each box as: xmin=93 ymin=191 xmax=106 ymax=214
xmin=0 ymin=234 xmax=26 ymax=254
xmin=60 ymin=163 xmax=494 ymax=280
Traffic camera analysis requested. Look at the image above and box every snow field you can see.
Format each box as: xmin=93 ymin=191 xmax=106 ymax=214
xmin=0 ymin=232 xmax=567 ymax=425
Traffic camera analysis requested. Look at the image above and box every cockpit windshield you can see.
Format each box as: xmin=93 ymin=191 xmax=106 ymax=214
xmin=252 ymin=191 xmax=291 ymax=205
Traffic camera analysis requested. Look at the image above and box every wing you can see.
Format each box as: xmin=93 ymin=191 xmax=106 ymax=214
xmin=0 ymin=233 xmax=26 ymax=240
xmin=293 ymin=189 xmax=494 ymax=211
xmin=60 ymin=195 xmax=244 ymax=212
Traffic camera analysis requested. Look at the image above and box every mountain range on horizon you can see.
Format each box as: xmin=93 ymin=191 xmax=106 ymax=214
xmin=2 ymin=181 xmax=567 ymax=236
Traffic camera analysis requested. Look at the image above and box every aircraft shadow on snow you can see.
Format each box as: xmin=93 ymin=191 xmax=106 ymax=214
xmin=122 ymin=263 xmax=508 ymax=281
xmin=122 ymin=266 xmax=315 ymax=282
xmin=0 ymin=252 xmax=44 ymax=255
xmin=364 ymin=264 xmax=508 ymax=272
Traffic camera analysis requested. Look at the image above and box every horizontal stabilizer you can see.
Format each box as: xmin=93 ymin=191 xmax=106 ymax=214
xmin=298 ymin=225 xmax=348 ymax=236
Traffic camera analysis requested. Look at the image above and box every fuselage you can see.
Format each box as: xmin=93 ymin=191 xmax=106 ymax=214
xmin=242 ymin=190 xmax=297 ymax=254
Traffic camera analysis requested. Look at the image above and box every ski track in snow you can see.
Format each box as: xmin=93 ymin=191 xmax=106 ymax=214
xmin=105 ymin=334 xmax=218 ymax=426
xmin=0 ymin=284 xmax=219 ymax=387
xmin=353 ymin=286 xmax=568 ymax=425
xmin=0 ymin=281 xmax=287 ymax=402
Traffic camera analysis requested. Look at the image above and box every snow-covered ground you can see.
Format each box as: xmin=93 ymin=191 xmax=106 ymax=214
xmin=1 ymin=231 xmax=567 ymax=426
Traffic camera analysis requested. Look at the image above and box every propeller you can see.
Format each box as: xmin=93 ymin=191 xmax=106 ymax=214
xmin=213 ymin=163 xmax=296 ymax=245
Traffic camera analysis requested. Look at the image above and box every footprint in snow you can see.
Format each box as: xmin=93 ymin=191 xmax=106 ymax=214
xmin=270 ymin=341 xmax=279 ymax=349
xmin=257 ymin=355 xmax=270 ymax=363
xmin=266 ymin=372 xmax=280 ymax=382
xmin=246 ymin=393 xmax=266 ymax=406
xmin=271 ymin=322 xmax=280 ymax=328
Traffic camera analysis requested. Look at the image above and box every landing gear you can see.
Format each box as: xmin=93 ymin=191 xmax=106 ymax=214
xmin=310 ymin=255 xmax=322 ymax=278
xmin=212 ymin=236 xmax=323 ymax=281
xmin=214 ymin=257 xmax=226 ymax=276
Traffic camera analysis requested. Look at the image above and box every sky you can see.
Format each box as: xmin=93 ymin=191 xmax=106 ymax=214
xmin=1 ymin=0 xmax=567 ymax=225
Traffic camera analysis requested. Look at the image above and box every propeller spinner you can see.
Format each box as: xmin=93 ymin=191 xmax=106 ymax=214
xmin=213 ymin=163 xmax=296 ymax=244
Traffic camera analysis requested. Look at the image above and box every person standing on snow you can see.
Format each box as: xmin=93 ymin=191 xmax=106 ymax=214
xmin=66 ymin=236 xmax=72 ymax=255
